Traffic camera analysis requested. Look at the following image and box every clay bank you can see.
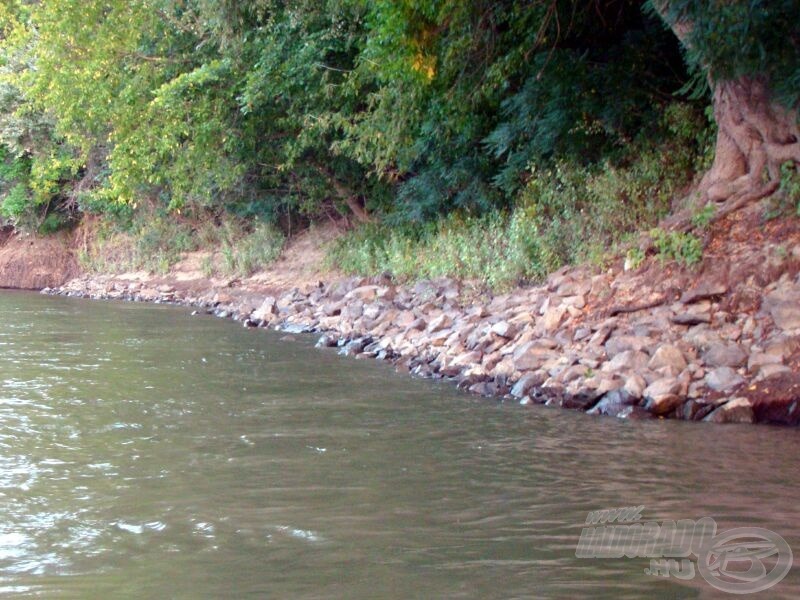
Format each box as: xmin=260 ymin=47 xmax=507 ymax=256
xmin=46 ymin=252 xmax=800 ymax=426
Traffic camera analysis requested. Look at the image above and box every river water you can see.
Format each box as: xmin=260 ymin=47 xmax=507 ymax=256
xmin=0 ymin=291 xmax=797 ymax=599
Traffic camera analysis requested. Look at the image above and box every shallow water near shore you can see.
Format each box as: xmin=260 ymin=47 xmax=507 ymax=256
xmin=0 ymin=291 xmax=797 ymax=598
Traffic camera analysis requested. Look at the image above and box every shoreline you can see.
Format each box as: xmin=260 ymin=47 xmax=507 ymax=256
xmin=43 ymin=257 xmax=800 ymax=426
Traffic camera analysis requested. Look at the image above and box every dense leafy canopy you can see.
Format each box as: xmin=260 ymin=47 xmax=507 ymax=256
xmin=650 ymin=0 xmax=800 ymax=106
xmin=0 ymin=1 xmax=793 ymax=236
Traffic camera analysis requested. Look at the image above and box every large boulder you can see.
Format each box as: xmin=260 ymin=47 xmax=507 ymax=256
xmin=764 ymin=287 xmax=800 ymax=331
xmin=648 ymin=344 xmax=688 ymax=371
xmin=702 ymin=342 xmax=747 ymax=368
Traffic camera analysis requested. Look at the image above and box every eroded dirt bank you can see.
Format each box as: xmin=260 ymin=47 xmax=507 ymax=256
xmin=0 ymin=227 xmax=79 ymax=289
xmin=41 ymin=210 xmax=800 ymax=426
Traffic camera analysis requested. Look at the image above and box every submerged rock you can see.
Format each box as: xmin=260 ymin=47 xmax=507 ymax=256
xmin=704 ymin=397 xmax=754 ymax=424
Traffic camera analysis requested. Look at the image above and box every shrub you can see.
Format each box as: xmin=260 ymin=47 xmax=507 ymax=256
xmin=220 ymin=221 xmax=284 ymax=278
xmin=650 ymin=229 xmax=703 ymax=266
xmin=327 ymin=113 xmax=709 ymax=290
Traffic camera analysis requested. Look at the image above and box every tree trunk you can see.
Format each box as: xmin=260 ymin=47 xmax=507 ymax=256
xmin=653 ymin=2 xmax=799 ymax=225
xmin=692 ymin=76 xmax=800 ymax=217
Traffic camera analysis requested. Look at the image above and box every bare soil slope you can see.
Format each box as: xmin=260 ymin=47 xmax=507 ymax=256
xmin=0 ymin=227 xmax=79 ymax=289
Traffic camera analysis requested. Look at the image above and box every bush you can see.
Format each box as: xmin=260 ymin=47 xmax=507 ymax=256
xmin=0 ymin=183 xmax=34 ymax=226
xmin=328 ymin=211 xmax=545 ymax=290
xmin=38 ymin=212 xmax=69 ymax=234
xmin=133 ymin=217 xmax=196 ymax=272
xmin=220 ymin=221 xmax=284 ymax=278
xmin=650 ymin=229 xmax=703 ymax=266
xmin=329 ymin=115 xmax=709 ymax=290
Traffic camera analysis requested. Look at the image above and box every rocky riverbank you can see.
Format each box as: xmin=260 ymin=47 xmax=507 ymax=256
xmin=45 ymin=242 xmax=800 ymax=425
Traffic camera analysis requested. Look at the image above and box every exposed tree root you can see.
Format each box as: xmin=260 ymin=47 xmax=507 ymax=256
xmin=654 ymin=76 xmax=799 ymax=241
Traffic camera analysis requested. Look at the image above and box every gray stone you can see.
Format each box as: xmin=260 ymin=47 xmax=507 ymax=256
xmin=764 ymin=288 xmax=800 ymax=330
xmin=589 ymin=324 xmax=615 ymax=347
xmin=469 ymin=381 xmax=498 ymax=397
xmin=562 ymin=295 xmax=586 ymax=309
xmin=559 ymin=364 xmax=589 ymax=384
xmin=764 ymin=337 xmax=796 ymax=359
xmin=573 ymin=327 xmax=591 ymax=341
xmin=747 ymin=352 xmax=782 ymax=372
xmin=680 ymin=281 xmax=728 ymax=304
xmin=362 ymin=303 xmax=383 ymax=320
xmin=393 ymin=310 xmax=416 ymax=327
xmin=543 ymin=307 xmax=566 ymax=332
xmin=705 ymin=367 xmax=744 ymax=392
xmin=510 ymin=372 xmax=546 ymax=398
xmin=684 ymin=327 xmax=722 ymax=351
xmin=557 ymin=278 xmax=592 ymax=297
xmin=648 ymin=344 xmax=687 ymax=371
xmin=252 ymin=296 xmax=278 ymax=322
xmin=320 ymin=300 xmax=343 ymax=317
xmin=342 ymin=301 xmax=364 ymax=320
xmin=315 ymin=334 xmax=338 ymax=348
xmin=604 ymin=350 xmax=649 ymax=373
xmin=643 ymin=377 xmax=683 ymax=415
xmin=757 ymin=364 xmax=792 ymax=379
xmin=579 ymin=358 xmax=600 ymax=369
xmin=451 ymin=350 xmax=483 ymax=368
xmin=345 ymin=285 xmax=379 ymax=301
xmin=490 ymin=320 xmax=517 ymax=339
xmin=623 ymin=374 xmax=647 ymax=399
xmin=704 ymin=397 xmax=754 ymax=424
xmin=671 ymin=311 xmax=711 ymax=326
xmin=703 ymin=342 xmax=747 ymax=368
xmin=588 ymin=389 xmax=636 ymax=417
xmin=339 ymin=337 xmax=370 ymax=356
xmin=605 ymin=335 xmax=652 ymax=356
xmin=427 ymin=313 xmax=453 ymax=333
xmin=561 ymin=388 xmax=604 ymax=410
xmin=513 ymin=344 xmax=558 ymax=371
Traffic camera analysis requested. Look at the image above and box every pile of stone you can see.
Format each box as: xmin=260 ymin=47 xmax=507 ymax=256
xmin=46 ymin=265 xmax=800 ymax=425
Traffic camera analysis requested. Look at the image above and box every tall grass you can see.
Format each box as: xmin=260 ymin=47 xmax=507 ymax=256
xmin=328 ymin=109 xmax=711 ymax=290
xmin=78 ymin=215 xmax=284 ymax=277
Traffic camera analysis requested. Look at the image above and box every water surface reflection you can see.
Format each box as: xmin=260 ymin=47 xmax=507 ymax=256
xmin=0 ymin=291 xmax=796 ymax=598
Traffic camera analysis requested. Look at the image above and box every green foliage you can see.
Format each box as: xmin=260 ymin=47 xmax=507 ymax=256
xmin=763 ymin=161 xmax=800 ymax=220
xmin=650 ymin=1 xmax=800 ymax=110
xmin=37 ymin=212 xmax=68 ymax=235
xmin=779 ymin=161 xmax=800 ymax=216
xmin=79 ymin=214 xmax=197 ymax=273
xmin=219 ymin=221 xmax=285 ymax=278
xmin=0 ymin=182 xmax=29 ymax=222
xmin=330 ymin=123 xmax=706 ymax=287
xmin=650 ymin=228 xmax=703 ymax=266
xmin=625 ymin=247 xmax=646 ymax=271
xmin=136 ymin=216 xmax=196 ymax=264
xmin=0 ymin=0 xmax=707 ymax=235
xmin=328 ymin=211 xmax=544 ymax=290
xmin=691 ymin=204 xmax=716 ymax=229
xmin=6 ymin=0 xmax=791 ymax=290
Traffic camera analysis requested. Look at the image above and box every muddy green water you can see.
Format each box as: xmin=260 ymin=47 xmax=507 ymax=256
xmin=0 ymin=292 xmax=798 ymax=599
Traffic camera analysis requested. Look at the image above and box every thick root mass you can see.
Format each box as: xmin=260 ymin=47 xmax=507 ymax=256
xmin=659 ymin=76 xmax=799 ymax=236
xmin=694 ymin=76 xmax=799 ymax=219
